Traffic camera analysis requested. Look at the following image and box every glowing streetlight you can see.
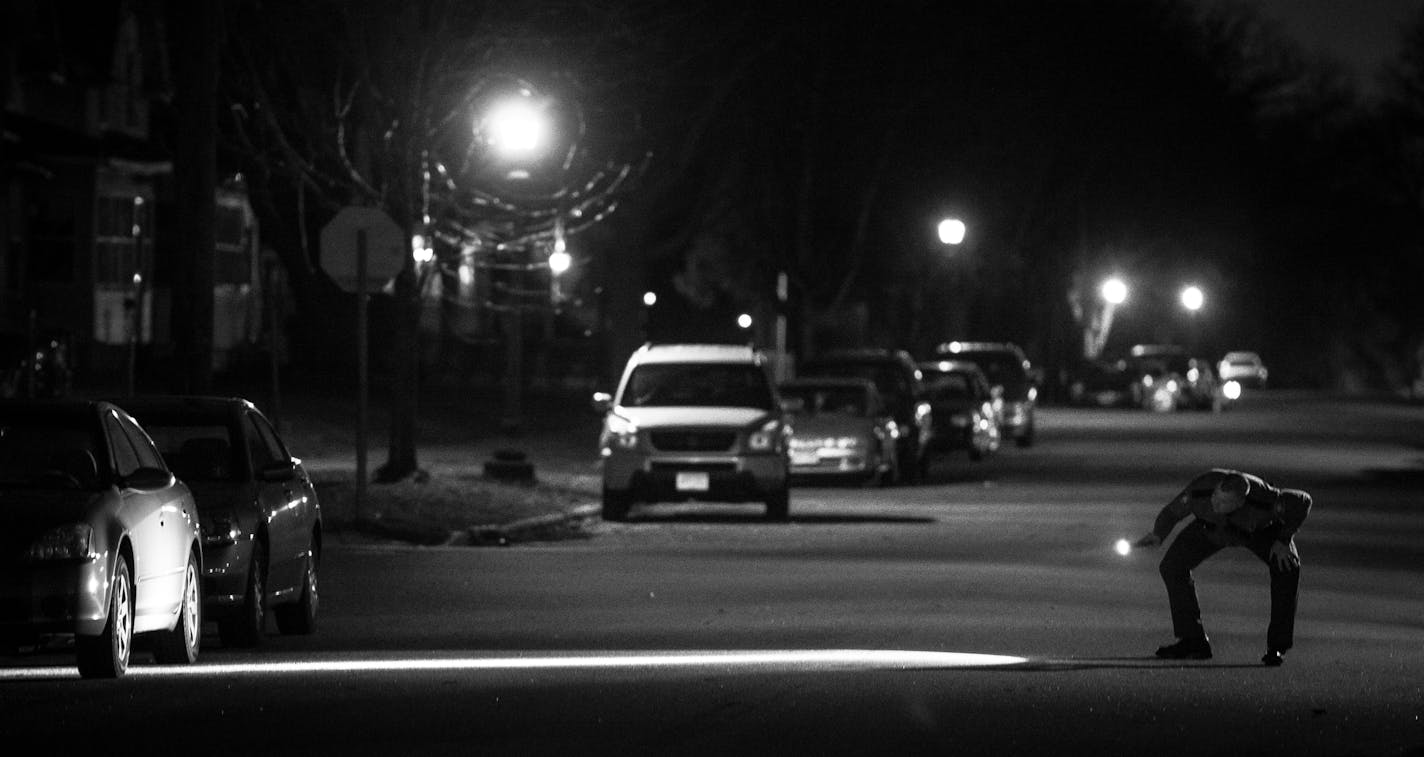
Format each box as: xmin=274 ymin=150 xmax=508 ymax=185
xmin=937 ymin=218 xmax=967 ymax=246
xmin=547 ymin=250 xmax=571 ymax=275
xmin=737 ymin=313 xmax=753 ymax=330
xmin=642 ymin=291 xmax=657 ymax=307
xmin=1100 ymin=277 xmax=1128 ymax=305
xmin=1180 ymin=285 xmax=1204 ymax=312
xmin=479 ymin=94 xmax=548 ymax=159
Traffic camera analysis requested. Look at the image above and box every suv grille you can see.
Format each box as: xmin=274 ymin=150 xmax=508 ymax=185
xmin=650 ymin=430 xmax=736 ymax=451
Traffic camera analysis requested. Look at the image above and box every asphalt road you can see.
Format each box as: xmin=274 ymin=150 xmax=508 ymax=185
xmin=3 ymin=392 xmax=1422 ymax=756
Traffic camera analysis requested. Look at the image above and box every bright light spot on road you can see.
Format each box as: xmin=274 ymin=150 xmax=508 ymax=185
xmin=1101 ymin=277 xmax=1128 ymax=305
xmin=938 ymin=218 xmax=967 ymax=245
xmin=0 ymin=649 xmax=1028 ymax=680
xmin=1115 ymin=538 xmax=1132 ymax=557
xmin=1181 ymin=285 xmax=1204 ymax=311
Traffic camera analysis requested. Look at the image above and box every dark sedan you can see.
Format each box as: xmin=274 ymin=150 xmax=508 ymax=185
xmin=119 ymin=396 xmax=321 ymax=647
xmin=0 ymin=400 xmax=202 ymax=677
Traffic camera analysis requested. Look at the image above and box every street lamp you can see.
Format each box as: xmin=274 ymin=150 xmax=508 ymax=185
xmin=1101 ymin=277 xmax=1128 ymax=305
xmin=938 ymin=218 xmax=967 ymax=246
xmin=479 ymin=93 xmax=549 ymax=160
xmin=1180 ymin=285 xmax=1203 ymax=312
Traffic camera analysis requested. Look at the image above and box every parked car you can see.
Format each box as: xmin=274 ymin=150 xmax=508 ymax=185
xmin=779 ymin=378 xmax=899 ymax=485
xmin=1065 ymin=358 xmax=1147 ymax=408
xmin=1129 ymin=345 xmax=1224 ymax=411
xmin=0 ymin=400 xmax=202 ymax=678
xmin=1218 ymin=350 xmax=1268 ymax=389
xmin=799 ymin=348 xmax=932 ymax=481
xmin=919 ymin=360 xmax=1001 ymax=462
xmin=118 ymin=396 xmax=322 ymax=646
xmin=934 ymin=341 xmax=1039 ymax=447
xmin=593 ymin=343 xmax=791 ymax=521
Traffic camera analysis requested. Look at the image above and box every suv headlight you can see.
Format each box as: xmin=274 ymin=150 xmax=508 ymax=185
xmin=748 ymin=418 xmax=782 ymax=452
xmin=599 ymin=417 xmax=640 ymax=453
xmin=26 ymin=523 xmax=96 ymax=562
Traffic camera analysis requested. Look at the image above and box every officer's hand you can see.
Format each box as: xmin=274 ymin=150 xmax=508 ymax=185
xmin=1133 ymin=532 xmax=1161 ymax=549
xmin=1269 ymin=540 xmax=1299 ymax=571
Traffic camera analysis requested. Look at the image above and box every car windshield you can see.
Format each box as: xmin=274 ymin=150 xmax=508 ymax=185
xmin=924 ymin=372 xmax=973 ymax=400
xmin=781 ymin=386 xmax=869 ymax=418
xmin=0 ymin=419 xmax=107 ymax=489
xmin=955 ymin=352 xmax=1027 ymax=393
xmin=803 ymin=362 xmax=908 ymax=404
xmin=622 ymin=363 xmax=775 ymax=410
xmin=143 ymin=424 xmax=240 ymax=482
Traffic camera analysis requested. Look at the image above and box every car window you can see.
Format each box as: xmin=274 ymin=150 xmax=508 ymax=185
xmin=803 ymin=362 xmax=908 ymax=405
xmin=957 ymin=352 xmax=1027 ymax=393
xmin=247 ymin=412 xmax=289 ymax=467
xmin=104 ymin=412 xmax=143 ymax=479
xmin=244 ymin=414 xmax=280 ymax=471
xmin=924 ymin=372 xmax=972 ymax=400
xmin=0 ymin=418 xmax=107 ymax=488
xmin=115 ymin=412 xmax=165 ymax=470
xmin=781 ymin=386 xmax=868 ymax=417
xmin=622 ymin=363 xmax=775 ymax=409
xmin=146 ymin=423 xmax=238 ymax=482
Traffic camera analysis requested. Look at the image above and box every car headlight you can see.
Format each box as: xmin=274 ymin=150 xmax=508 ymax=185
xmin=26 ymin=523 xmax=96 ymax=562
xmin=748 ymin=418 xmax=782 ymax=451
xmin=599 ymin=418 xmax=640 ymax=453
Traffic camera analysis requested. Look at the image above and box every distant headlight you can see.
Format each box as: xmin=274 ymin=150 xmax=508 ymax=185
xmin=748 ymin=418 xmax=782 ymax=451
xmin=1222 ymin=380 xmax=1242 ymax=400
xmin=948 ymin=413 xmax=971 ymax=428
xmin=26 ymin=523 xmax=96 ymax=562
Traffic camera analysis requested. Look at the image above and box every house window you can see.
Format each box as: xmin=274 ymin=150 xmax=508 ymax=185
xmin=215 ymin=200 xmax=251 ymax=285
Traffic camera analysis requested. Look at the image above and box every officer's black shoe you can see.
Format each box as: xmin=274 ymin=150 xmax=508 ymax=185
xmin=1155 ymin=638 xmax=1213 ymax=660
xmin=1261 ymin=650 xmax=1284 ymax=667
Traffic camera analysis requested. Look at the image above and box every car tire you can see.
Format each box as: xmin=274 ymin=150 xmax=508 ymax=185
xmin=601 ymin=488 xmax=632 ymax=522
xmin=219 ymin=539 xmax=266 ymax=648
xmin=275 ymin=545 xmax=318 ymax=635
xmin=76 ymin=553 xmax=133 ymax=679
xmin=151 ymin=552 xmax=201 ymax=665
xmin=764 ymin=488 xmax=790 ymax=521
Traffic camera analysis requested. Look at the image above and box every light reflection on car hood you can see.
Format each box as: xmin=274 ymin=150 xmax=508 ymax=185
xmin=613 ymin=407 xmax=774 ymax=429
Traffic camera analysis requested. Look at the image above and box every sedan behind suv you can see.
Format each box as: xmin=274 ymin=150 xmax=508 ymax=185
xmin=594 ymin=344 xmax=791 ymax=521
xmin=798 ymin=348 xmax=932 ymax=482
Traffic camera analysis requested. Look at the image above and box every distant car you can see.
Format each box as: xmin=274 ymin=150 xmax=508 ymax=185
xmin=918 ymin=360 xmax=1001 ymax=462
xmin=118 ymin=396 xmax=322 ymax=646
xmin=1218 ymin=350 xmax=1268 ymax=388
xmin=799 ymin=348 xmax=932 ymax=481
xmin=0 ymin=400 xmax=202 ymax=678
xmin=1065 ymin=358 xmax=1146 ymax=408
xmin=1129 ymin=345 xmax=1224 ymax=411
xmin=593 ymin=343 xmax=791 ymax=521
xmin=779 ymin=378 xmax=900 ymax=485
xmin=934 ymin=341 xmax=1039 ymax=447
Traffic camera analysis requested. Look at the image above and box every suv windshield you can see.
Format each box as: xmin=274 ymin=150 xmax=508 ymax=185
xmin=622 ymin=363 xmax=775 ymax=410
xmin=954 ymin=351 xmax=1027 ymax=395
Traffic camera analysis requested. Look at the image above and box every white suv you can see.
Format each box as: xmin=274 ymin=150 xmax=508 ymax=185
xmin=592 ymin=344 xmax=791 ymax=521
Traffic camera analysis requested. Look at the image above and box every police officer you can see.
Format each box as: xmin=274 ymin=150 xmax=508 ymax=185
xmin=1134 ymin=468 xmax=1313 ymax=666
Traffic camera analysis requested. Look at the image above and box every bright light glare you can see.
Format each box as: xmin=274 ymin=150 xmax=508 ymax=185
xmin=1181 ymin=285 xmax=1204 ymax=311
xmin=1222 ymin=380 xmax=1242 ymax=400
xmin=548 ymin=250 xmax=572 ymax=275
xmin=1101 ymin=277 xmax=1128 ymax=304
xmin=483 ymin=98 xmax=547 ymax=157
xmin=938 ymin=218 xmax=967 ymax=245
xmin=737 ymin=313 xmax=753 ymax=329
xmin=411 ymin=234 xmax=434 ymax=264
xmin=642 ymin=291 xmax=657 ymax=307
xmin=1115 ymin=538 xmax=1132 ymax=557
xmin=0 ymin=649 xmax=1028 ymax=680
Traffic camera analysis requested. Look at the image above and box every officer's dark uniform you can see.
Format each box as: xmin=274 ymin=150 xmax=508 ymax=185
xmin=1150 ymin=469 xmax=1313 ymax=653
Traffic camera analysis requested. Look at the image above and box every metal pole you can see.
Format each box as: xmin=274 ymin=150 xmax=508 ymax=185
xmin=355 ymin=230 xmax=369 ymax=522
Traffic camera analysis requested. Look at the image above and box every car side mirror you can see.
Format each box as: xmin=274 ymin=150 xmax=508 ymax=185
xmin=123 ymin=466 xmax=175 ymax=491
xmin=591 ymin=392 xmax=613 ymax=414
xmin=258 ymin=460 xmax=298 ymax=483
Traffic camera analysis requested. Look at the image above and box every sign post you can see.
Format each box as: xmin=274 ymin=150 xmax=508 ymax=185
xmin=320 ymin=207 xmax=405 ymax=523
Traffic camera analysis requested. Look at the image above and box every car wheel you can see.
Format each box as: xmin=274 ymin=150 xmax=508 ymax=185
xmin=764 ymin=487 xmax=790 ymax=521
xmin=152 ymin=552 xmax=201 ymax=665
xmin=219 ymin=539 xmax=266 ymax=648
xmin=275 ymin=544 xmax=318 ymax=635
xmin=601 ymin=488 xmax=632 ymax=522
xmin=76 ymin=553 xmax=133 ymax=679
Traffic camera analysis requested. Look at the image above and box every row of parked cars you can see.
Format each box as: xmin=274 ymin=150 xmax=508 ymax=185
xmin=0 ymin=396 xmax=322 ymax=678
xmin=592 ymin=341 xmax=1042 ymax=522
xmin=1065 ymin=346 xmax=1267 ymax=411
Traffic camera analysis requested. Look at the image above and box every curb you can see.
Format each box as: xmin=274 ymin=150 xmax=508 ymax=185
xmin=453 ymin=503 xmax=603 ymax=547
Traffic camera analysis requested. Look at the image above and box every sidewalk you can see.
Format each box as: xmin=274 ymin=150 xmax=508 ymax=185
xmin=253 ymin=375 xmax=606 ymax=546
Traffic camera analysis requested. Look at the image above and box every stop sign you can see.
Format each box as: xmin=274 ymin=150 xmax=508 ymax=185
xmin=319 ymin=206 xmax=406 ymax=292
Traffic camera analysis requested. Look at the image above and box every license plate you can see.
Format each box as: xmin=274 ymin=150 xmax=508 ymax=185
xmin=791 ymin=452 xmax=819 ymax=466
xmin=675 ymin=471 xmax=710 ymax=491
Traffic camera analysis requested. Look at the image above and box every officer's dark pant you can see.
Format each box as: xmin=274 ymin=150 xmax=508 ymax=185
xmin=1159 ymin=519 xmax=1300 ymax=651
